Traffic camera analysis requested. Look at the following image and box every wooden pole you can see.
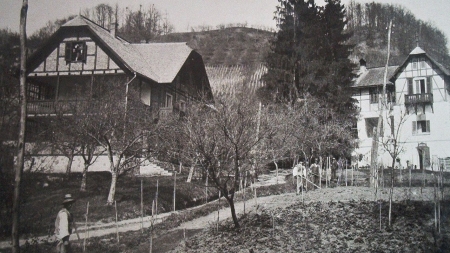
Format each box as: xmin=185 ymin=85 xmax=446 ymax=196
xmin=151 ymin=200 xmax=154 ymax=228
xmin=12 ymin=2 xmax=28 ymax=252
xmin=352 ymin=164 xmax=354 ymax=186
xmin=205 ymin=170 xmax=208 ymax=204
xmin=379 ymin=201 xmax=382 ymax=230
xmin=156 ymin=179 xmax=159 ymax=218
xmin=217 ymin=190 xmax=220 ymax=232
xmin=141 ymin=179 xmax=144 ymax=233
xmin=83 ymin=201 xmax=89 ymax=252
xmin=115 ymin=200 xmax=119 ymax=243
xmin=149 ymin=233 xmax=152 ymax=253
xmin=173 ymin=172 xmax=177 ymax=212
xmin=345 ymin=160 xmax=348 ymax=187
xmin=254 ymin=187 xmax=257 ymax=211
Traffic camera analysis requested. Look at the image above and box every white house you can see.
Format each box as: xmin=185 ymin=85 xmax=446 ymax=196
xmin=352 ymin=46 xmax=450 ymax=171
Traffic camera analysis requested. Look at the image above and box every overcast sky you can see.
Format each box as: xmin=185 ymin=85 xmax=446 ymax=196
xmin=1 ymin=0 xmax=449 ymax=49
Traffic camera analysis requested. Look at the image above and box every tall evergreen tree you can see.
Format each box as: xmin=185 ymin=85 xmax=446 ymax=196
xmin=263 ymin=0 xmax=357 ymax=119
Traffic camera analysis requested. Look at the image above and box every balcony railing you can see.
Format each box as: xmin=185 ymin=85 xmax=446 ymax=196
xmin=28 ymin=100 xmax=179 ymax=119
xmin=404 ymin=93 xmax=433 ymax=105
xmin=158 ymin=107 xmax=173 ymax=118
xmin=27 ymin=100 xmax=102 ymax=115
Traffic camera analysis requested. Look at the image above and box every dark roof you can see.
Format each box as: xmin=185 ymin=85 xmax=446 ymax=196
xmin=353 ymin=66 xmax=398 ymax=88
xmin=31 ymin=16 xmax=200 ymax=84
xmin=354 ymin=46 xmax=450 ymax=88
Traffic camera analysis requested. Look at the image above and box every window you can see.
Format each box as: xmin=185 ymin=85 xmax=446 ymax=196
xmin=412 ymin=60 xmax=417 ymax=70
xmin=365 ymin=117 xmax=381 ymax=138
xmin=351 ymin=120 xmax=358 ymax=139
xmin=27 ymin=83 xmax=53 ymax=100
xmin=370 ymin=87 xmax=395 ymax=104
xmin=420 ymin=58 xmax=426 ymax=69
xmin=408 ymin=77 xmax=432 ymax=94
xmin=415 ymin=77 xmax=432 ymax=94
xmin=65 ymin=42 xmax=87 ymax=63
xmin=369 ymin=88 xmax=378 ymax=104
xmin=412 ymin=120 xmax=430 ymax=135
xmin=165 ymin=93 xmax=173 ymax=108
xmin=387 ymin=86 xmax=396 ymax=103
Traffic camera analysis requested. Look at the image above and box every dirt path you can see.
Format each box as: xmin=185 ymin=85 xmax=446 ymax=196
xmin=0 ymin=167 xmax=446 ymax=251
xmin=176 ymin=186 xmax=446 ymax=231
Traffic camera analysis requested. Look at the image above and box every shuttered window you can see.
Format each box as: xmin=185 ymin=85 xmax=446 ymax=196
xmin=407 ymin=78 xmax=413 ymax=95
xmin=412 ymin=120 xmax=430 ymax=135
xmin=427 ymin=76 xmax=432 ymax=94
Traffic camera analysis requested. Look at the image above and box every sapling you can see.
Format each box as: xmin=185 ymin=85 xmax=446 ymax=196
xmin=115 ymin=200 xmax=119 ymax=243
xmin=83 ymin=201 xmax=89 ymax=252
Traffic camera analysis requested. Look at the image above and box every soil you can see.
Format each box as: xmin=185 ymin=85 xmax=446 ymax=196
xmin=2 ymin=169 xmax=449 ymax=252
xmin=169 ymin=187 xmax=450 ymax=253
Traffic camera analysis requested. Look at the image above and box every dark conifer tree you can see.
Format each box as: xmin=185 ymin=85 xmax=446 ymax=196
xmin=263 ymin=0 xmax=357 ymax=119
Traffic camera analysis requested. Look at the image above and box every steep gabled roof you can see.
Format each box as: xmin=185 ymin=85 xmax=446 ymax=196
xmin=391 ymin=46 xmax=450 ymax=79
xmin=353 ymin=66 xmax=398 ymax=88
xmin=29 ymin=16 xmax=199 ymax=84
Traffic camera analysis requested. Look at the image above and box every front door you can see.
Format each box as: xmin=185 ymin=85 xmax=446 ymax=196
xmin=417 ymin=143 xmax=430 ymax=170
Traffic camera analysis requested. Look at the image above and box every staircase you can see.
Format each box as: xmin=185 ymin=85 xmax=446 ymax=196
xmin=138 ymin=159 xmax=173 ymax=177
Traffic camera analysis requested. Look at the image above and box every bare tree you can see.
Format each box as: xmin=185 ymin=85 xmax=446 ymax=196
xmin=82 ymin=77 xmax=158 ymax=205
xmin=94 ymin=3 xmax=114 ymax=28
xmin=179 ymin=90 xmax=270 ymax=228
xmin=12 ymin=1 xmax=27 ymax=252
xmin=380 ymin=108 xmax=409 ymax=227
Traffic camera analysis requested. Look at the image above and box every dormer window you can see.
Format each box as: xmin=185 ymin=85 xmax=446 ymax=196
xmin=65 ymin=42 xmax=87 ymax=63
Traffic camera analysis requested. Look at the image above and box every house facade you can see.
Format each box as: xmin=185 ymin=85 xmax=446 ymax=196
xmin=24 ymin=16 xmax=212 ymax=173
xmin=353 ymin=47 xmax=450 ymax=171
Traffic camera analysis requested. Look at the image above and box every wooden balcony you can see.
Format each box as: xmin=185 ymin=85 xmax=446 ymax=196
xmin=404 ymin=93 xmax=433 ymax=113
xmin=27 ymin=100 xmax=92 ymax=115
xmin=404 ymin=93 xmax=433 ymax=105
xmin=158 ymin=107 xmax=173 ymax=119
xmin=28 ymin=100 xmax=179 ymax=119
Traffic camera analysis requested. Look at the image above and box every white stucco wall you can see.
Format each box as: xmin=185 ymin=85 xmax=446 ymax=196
xmin=353 ymin=55 xmax=450 ymax=171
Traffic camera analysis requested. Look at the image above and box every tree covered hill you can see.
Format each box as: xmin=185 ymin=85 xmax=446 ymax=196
xmin=1 ymin=1 xmax=450 ymax=75
xmin=346 ymin=0 xmax=450 ymax=69
xmin=155 ymin=27 xmax=273 ymax=67
xmin=154 ymin=1 xmax=450 ymax=69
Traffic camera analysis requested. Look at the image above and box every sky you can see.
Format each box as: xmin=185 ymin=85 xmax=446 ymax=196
xmin=1 ymin=0 xmax=450 ymax=49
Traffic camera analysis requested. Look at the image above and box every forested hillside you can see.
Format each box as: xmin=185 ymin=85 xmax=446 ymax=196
xmin=2 ymin=1 xmax=450 ymax=81
xmin=156 ymin=27 xmax=272 ymax=66
xmin=346 ymin=1 xmax=450 ymax=68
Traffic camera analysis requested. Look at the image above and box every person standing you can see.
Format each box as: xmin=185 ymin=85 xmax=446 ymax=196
xmin=310 ymin=159 xmax=320 ymax=188
xmin=331 ymin=157 xmax=338 ymax=182
xmin=55 ymin=194 xmax=76 ymax=253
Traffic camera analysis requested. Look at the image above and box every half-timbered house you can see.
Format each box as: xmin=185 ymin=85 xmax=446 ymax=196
xmin=353 ymin=46 xmax=450 ymax=171
xmin=24 ymin=16 xmax=212 ymax=173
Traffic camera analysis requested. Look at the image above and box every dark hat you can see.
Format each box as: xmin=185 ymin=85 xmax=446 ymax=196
xmin=62 ymin=194 xmax=76 ymax=204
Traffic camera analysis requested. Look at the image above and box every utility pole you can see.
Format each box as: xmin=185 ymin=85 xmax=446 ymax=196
xmin=370 ymin=20 xmax=392 ymax=188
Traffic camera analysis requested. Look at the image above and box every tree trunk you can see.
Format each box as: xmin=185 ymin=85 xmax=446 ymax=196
xmin=107 ymin=171 xmax=118 ymax=205
xmin=225 ymin=194 xmax=240 ymax=228
xmin=80 ymin=163 xmax=89 ymax=191
xmin=274 ymin=161 xmax=279 ymax=185
xmin=12 ymin=2 xmax=28 ymax=252
xmin=65 ymin=149 xmax=74 ymax=180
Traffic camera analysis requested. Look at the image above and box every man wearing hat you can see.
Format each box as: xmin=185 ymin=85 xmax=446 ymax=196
xmin=55 ymin=194 xmax=76 ymax=253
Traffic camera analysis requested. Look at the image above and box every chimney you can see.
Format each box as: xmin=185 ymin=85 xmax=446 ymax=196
xmin=110 ymin=23 xmax=117 ymax=38
xmin=359 ymin=59 xmax=367 ymax=73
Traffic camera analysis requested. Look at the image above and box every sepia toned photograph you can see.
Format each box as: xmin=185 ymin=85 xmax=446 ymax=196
xmin=1 ymin=0 xmax=449 ymax=252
